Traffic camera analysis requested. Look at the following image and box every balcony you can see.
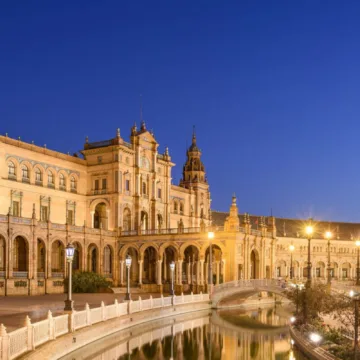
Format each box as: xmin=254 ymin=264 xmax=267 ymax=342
xmin=13 ymin=271 xmax=28 ymax=278
xmin=51 ymin=272 xmax=64 ymax=278
xmin=8 ymin=174 xmax=17 ymax=181
xmin=35 ymin=180 xmax=43 ymax=187
xmin=59 ymin=185 xmax=66 ymax=191
xmin=22 ymin=177 xmax=30 ymax=184
xmin=47 ymin=183 xmax=55 ymax=189
xmin=0 ymin=271 xmax=5 ymax=278
xmin=37 ymin=272 xmax=45 ymax=278
xmin=70 ymin=187 xmax=77 ymax=194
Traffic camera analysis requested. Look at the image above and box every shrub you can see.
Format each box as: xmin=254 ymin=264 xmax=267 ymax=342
xmin=67 ymin=272 xmax=112 ymax=293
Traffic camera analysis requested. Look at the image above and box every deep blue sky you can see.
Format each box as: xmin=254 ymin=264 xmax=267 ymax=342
xmin=1 ymin=1 xmax=360 ymax=222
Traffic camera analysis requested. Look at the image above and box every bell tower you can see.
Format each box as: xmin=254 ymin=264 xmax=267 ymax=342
xmin=180 ymin=128 xmax=207 ymax=188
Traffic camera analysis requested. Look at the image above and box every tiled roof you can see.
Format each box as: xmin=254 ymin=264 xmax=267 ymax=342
xmin=211 ymin=210 xmax=360 ymax=240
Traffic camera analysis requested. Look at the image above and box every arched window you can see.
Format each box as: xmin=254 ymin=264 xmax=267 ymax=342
xmin=35 ymin=168 xmax=42 ymax=183
xmin=59 ymin=173 xmax=66 ymax=189
xmin=48 ymin=171 xmax=54 ymax=187
xmin=70 ymin=176 xmax=77 ymax=191
xmin=180 ymin=203 xmax=184 ymax=214
xmin=174 ymin=201 xmax=178 ymax=214
xmin=123 ymin=208 xmax=131 ymax=231
xmin=21 ymin=165 xmax=29 ymax=179
xmin=8 ymin=161 xmax=16 ymax=178
xmin=103 ymin=246 xmax=112 ymax=275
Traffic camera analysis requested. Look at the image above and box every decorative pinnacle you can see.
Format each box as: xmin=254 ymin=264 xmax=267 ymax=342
xmin=85 ymin=136 xmax=89 ymax=144
xmin=116 ymin=128 xmax=120 ymax=138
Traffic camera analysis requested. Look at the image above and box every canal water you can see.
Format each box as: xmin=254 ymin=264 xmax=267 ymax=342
xmin=61 ymin=306 xmax=308 ymax=360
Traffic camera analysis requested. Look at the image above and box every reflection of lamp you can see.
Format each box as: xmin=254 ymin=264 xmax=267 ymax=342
xmin=170 ymin=261 xmax=175 ymax=296
xmin=125 ymin=254 xmax=132 ymax=301
xmin=309 ymin=332 xmax=322 ymax=344
xmin=208 ymin=232 xmax=215 ymax=294
xmin=64 ymin=243 xmax=75 ymax=311
xmin=290 ymin=316 xmax=296 ymax=324
xmin=356 ymin=240 xmax=360 ymax=286
xmin=289 ymin=245 xmax=295 ymax=280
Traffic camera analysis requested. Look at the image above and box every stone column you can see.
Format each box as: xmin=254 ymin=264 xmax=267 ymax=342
xmin=90 ymin=211 xmax=95 ymax=228
xmin=157 ymin=260 xmax=162 ymax=285
xmin=216 ymin=261 xmax=220 ymax=285
xmin=106 ymin=209 xmax=110 ymax=230
xmin=200 ymin=259 xmax=204 ymax=286
xmin=222 ymin=259 xmax=226 ymax=283
xmin=138 ymin=260 xmax=143 ymax=285
xmin=187 ymin=261 xmax=191 ymax=284
xmin=205 ymin=263 xmax=208 ymax=285
xmin=120 ymin=260 xmax=124 ymax=286
xmin=196 ymin=261 xmax=200 ymax=285
xmin=178 ymin=259 xmax=183 ymax=284
xmin=163 ymin=253 xmax=167 ymax=281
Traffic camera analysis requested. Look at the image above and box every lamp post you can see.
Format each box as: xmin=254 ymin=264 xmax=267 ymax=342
xmin=305 ymin=223 xmax=314 ymax=286
xmin=356 ymin=241 xmax=360 ymax=286
xmin=170 ymin=261 xmax=175 ymax=296
xmin=208 ymin=231 xmax=214 ymax=294
xmin=325 ymin=231 xmax=332 ymax=287
xmin=289 ymin=245 xmax=295 ymax=280
xmin=125 ymin=254 xmax=132 ymax=301
xmin=64 ymin=243 xmax=75 ymax=311
xmin=350 ymin=290 xmax=360 ymax=360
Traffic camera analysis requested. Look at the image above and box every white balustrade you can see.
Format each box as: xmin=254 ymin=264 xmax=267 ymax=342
xmin=0 ymin=293 xmax=210 ymax=360
xmin=33 ymin=319 xmax=50 ymax=347
xmin=54 ymin=315 xmax=69 ymax=337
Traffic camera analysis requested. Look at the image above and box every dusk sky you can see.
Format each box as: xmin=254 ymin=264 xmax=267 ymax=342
xmin=1 ymin=1 xmax=360 ymax=222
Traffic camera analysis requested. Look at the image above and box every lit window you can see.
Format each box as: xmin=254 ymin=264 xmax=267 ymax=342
xmin=142 ymin=182 xmax=146 ymax=195
xmin=59 ymin=173 xmax=66 ymax=187
xmin=174 ymin=201 xmax=178 ymax=213
xmin=8 ymin=161 xmax=16 ymax=176
xmin=48 ymin=171 xmax=54 ymax=185
xmin=180 ymin=203 xmax=184 ymax=214
xmin=70 ymin=176 xmax=77 ymax=190
xmin=35 ymin=168 xmax=42 ymax=182
xmin=125 ymin=179 xmax=130 ymax=191
xmin=157 ymin=188 xmax=162 ymax=199
xmin=102 ymin=178 xmax=107 ymax=189
xmin=21 ymin=165 xmax=29 ymax=179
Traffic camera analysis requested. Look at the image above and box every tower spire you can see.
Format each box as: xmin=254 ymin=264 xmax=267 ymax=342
xmin=192 ymin=125 xmax=196 ymax=144
xmin=140 ymin=94 xmax=146 ymax=131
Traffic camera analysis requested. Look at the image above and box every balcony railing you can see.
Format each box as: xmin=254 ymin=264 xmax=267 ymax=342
xmin=8 ymin=174 xmax=17 ymax=181
xmin=0 ymin=271 xmax=5 ymax=278
xmin=37 ymin=272 xmax=45 ymax=278
xmin=51 ymin=272 xmax=64 ymax=278
xmin=59 ymin=185 xmax=66 ymax=191
xmin=47 ymin=183 xmax=55 ymax=189
xmin=35 ymin=180 xmax=43 ymax=186
xmin=22 ymin=177 xmax=30 ymax=184
xmin=13 ymin=271 xmax=28 ymax=278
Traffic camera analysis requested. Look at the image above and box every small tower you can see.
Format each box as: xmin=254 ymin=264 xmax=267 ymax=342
xmin=180 ymin=128 xmax=206 ymax=188
xmin=224 ymin=194 xmax=240 ymax=231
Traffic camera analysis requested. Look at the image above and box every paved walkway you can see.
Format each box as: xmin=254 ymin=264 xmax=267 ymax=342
xmin=0 ymin=292 xmax=161 ymax=332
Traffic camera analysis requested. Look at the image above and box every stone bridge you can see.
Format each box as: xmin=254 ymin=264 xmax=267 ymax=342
xmin=211 ymin=279 xmax=288 ymax=308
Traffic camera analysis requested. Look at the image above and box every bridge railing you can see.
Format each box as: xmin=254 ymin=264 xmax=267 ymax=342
xmin=213 ymin=279 xmax=285 ymax=294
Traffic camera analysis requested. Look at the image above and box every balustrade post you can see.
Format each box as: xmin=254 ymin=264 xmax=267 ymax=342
xmin=24 ymin=315 xmax=34 ymax=351
xmin=47 ymin=310 xmax=55 ymax=340
xmin=85 ymin=303 xmax=91 ymax=326
xmin=68 ymin=311 xmax=75 ymax=333
xmin=181 ymin=292 xmax=184 ymax=304
xmin=0 ymin=324 xmax=10 ymax=360
xmin=191 ymin=291 xmax=194 ymax=302
xmin=150 ymin=295 xmax=153 ymax=309
xmin=128 ymin=300 xmax=132 ymax=314
xmin=139 ymin=296 xmax=142 ymax=311
xmin=101 ymin=301 xmax=106 ymax=321
xmin=114 ymin=299 xmax=119 ymax=317
xmin=161 ymin=294 xmax=164 ymax=307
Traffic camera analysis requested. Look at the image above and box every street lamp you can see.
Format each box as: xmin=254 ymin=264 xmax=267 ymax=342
xmin=125 ymin=254 xmax=132 ymax=301
xmin=64 ymin=243 xmax=75 ymax=311
xmin=350 ymin=290 xmax=360 ymax=359
xmin=305 ymin=223 xmax=314 ymax=286
xmin=325 ymin=231 xmax=332 ymax=287
xmin=356 ymin=241 xmax=360 ymax=286
xmin=208 ymin=231 xmax=214 ymax=294
xmin=170 ymin=261 xmax=175 ymax=296
xmin=289 ymin=245 xmax=295 ymax=280
xmin=309 ymin=332 xmax=322 ymax=344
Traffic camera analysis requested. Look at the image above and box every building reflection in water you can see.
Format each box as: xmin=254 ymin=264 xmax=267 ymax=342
xmin=64 ymin=307 xmax=308 ymax=360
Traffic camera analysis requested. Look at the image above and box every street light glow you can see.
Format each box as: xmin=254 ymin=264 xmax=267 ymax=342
xmin=325 ymin=231 xmax=332 ymax=239
xmin=356 ymin=240 xmax=360 ymax=247
xmin=309 ymin=333 xmax=322 ymax=343
xmin=289 ymin=244 xmax=295 ymax=252
xmin=208 ymin=231 xmax=215 ymax=240
xmin=125 ymin=254 xmax=132 ymax=268
xmin=305 ymin=225 xmax=313 ymax=236
xmin=290 ymin=316 xmax=296 ymax=323
xmin=350 ymin=290 xmax=355 ymax=297
xmin=65 ymin=243 xmax=75 ymax=261
xmin=170 ymin=261 xmax=175 ymax=271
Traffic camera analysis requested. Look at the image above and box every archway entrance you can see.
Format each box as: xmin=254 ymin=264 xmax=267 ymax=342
xmin=250 ymin=250 xmax=259 ymax=279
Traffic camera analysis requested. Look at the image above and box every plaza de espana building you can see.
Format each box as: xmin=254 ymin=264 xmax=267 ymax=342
xmin=0 ymin=121 xmax=359 ymax=296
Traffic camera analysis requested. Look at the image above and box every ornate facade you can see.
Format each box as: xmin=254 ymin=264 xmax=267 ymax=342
xmin=0 ymin=122 xmax=359 ymax=296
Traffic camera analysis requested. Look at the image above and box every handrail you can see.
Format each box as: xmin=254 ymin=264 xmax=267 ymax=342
xmin=0 ymin=293 xmax=210 ymax=360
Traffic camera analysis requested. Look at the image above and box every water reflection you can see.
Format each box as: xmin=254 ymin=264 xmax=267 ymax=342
xmin=62 ymin=307 xmax=308 ymax=360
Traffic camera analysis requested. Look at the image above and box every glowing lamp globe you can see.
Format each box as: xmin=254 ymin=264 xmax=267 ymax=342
xmin=65 ymin=243 xmax=75 ymax=261
xmin=356 ymin=240 xmax=360 ymax=247
xmin=305 ymin=226 xmax=313 ymax=236
xmin=170 ymin=261 xmax=175 ymax=271
xmin=125 ymin=254 xmax=132 ymax=268
xmin=289 ymin=245 xmax=295 ymax=252
xmin=208 ymin=231 xmax=215 ymax=240
xmin=309 ymin=333 xmax=322 ymax=344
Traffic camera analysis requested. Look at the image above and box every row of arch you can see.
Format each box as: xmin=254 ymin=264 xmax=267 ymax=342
xmin=7 ymin=159 xmax=78 ymax=191
xmin=276 ymin=259 xmax=355 ymax=279
xmin=0 ymin=235 xmax=226 ymax=286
